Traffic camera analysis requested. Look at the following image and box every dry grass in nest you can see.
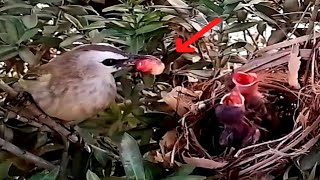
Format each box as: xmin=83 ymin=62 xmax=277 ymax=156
xmin=160 ymin=41 xmax=320 ymax=179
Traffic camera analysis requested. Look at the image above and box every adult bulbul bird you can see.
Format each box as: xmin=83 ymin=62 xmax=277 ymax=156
xmin=15 ymin=43 xmax=164 ymax=122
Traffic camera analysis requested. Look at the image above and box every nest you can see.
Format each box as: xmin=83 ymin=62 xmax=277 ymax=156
xmin=161 ymin=44 xmax=320 ymax=179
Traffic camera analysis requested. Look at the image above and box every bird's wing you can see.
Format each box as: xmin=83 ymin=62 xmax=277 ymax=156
xmin=19 ymin=52 xmax=84 ymax=94
xmin=18 ymin=65 xmax=53 ymax=93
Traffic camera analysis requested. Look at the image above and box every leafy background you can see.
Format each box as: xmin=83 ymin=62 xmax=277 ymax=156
xmin=0 ymin=0 xmax=319 ymax=179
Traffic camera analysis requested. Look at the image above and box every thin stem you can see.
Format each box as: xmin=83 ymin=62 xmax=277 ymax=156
xmin=0 ymin=137 xmax=56 ymax=170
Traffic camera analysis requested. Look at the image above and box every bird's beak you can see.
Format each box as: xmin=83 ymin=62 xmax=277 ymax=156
xmin=130 ymin=55 xmax=165 ymax=75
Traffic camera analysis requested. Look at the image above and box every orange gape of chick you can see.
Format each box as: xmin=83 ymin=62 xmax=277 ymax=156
xmin=232 ymin=71 xmax=263 ymax=99
xmin=221 ymin=90 xmax=244 ymax=107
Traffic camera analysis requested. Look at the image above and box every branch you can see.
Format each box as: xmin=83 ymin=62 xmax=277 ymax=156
xmin=7 ymin=103 xmax=81 ymax=144
xmin=0 ymin=80 xmax=82 ymax=144
xmin=0 ymin=80 xmax=17 ymax=98
xmin=0 ymin=137 xmax=56 ymax=170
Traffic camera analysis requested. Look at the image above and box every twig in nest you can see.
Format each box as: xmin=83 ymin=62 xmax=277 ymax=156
xmin=0 ymin=137 xmax=56 ymax=170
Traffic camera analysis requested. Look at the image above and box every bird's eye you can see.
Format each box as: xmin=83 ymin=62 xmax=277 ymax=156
xmin=101 ymin=59 xmax=118 ymax=66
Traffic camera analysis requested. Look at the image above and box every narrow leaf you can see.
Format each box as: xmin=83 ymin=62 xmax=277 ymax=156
xmin=59 ymin=35 xmax=84 ymax=47
xmin=201 ymin=0 xmax=224 ymax=14
xmin=80 ymin=21 xmax=105 ymax=31
xmin=174 ymin=165 xmax=196 ymax=176
xmin=0 ymin=161 xmax=12 ymax=179
xmin=136 ymin=22 xmax=164 ymax=35
xmin=19 ymin=47 xmax=36 ymax=65
xmin=17 ymin=28 xmax=39 ymax=44
xmin=0 ymin=4 xmax=33 ymax=12
xmin=27 ymin=167 xmax=59 ymax=180
xmin=224 ymin=22 xmax=257 ymax=33
xmin=43 ymin=26 xmax=59 ymax=35
xmin=86 ymin=170 xmax=101 ymax=180
xmin=223 ymin=0 xmax=243 ymax=5
xmin=63 ymin=13 xmax=83 ymax=29
xmin=5 ymin=20 xmax=18 ymax=43
xmin=59 ymin=5 xmax=88 ymax=16
xmin=102 ymin=4 xmax=130 ymax=12
xmin=0 ymin=45 xmax=18 ymax=61
xmin=22 ymin=14 xmax=38 ymax=29
xmin=307 ymin=162 xmax=317 ymax=180
xmin=118 ymin=133 xmax=146 ymax=180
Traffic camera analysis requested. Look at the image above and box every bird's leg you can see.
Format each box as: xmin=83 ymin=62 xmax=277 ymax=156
xmin=16 ymin=91 xmax=34 ymax=105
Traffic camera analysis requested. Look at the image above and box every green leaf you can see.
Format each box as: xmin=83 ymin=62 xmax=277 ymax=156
xmin=0 ymin=33 xmax=12 ymax=44
xmin=142 ymin=74 xmax=155 ymax=88
xmin=0 ymin=4 xmax=33 ymax=12
xmin=299 ymin=149 xmax=320 ymax=171
xmin=173 ymin=165 xmax=196 ymax=176
xmin=223 ymin=0 xmax=242 ymax=5
xmin=43 ymin=26 xmax=59 ymax=35
xmin=78 ymin=16 xmax=89 ymax=27
xmin=118 ymin=133 xmax=146 ymax=180
xmin=17 ymin=28 xmax=39 ymax=44
xmin=140 ymin=12 xmax=161 ymax=23
xmin=60 ymin=5 xmax=88 ymax=16
xmin=143 ymin=161 xmax=166 ymax=180
xmin=0 ymin=45 xmax=18 ymax=55
xmin=18 ymin=47 xmax=36 ymax=65
xmin=254 ymin=4 xmax=280 ymax=17
xmin=86 ymin=170 xmax=101 ymax=180
xmin=307 ymin=162 xmax=317 ymax=180
xmin=27 ymin=167 xmax=59 ymax=180
xmin=244 ymin=7 xmax=278 ymax=25
xmin=162 ymin=175 xmax=206 ymax=180
xmin=0 ymin=161 xmax=12 ymax=179
xmin=82 ymin=15 xmax=106 ymax=21
xmin=29 ymin=0 xmax=62 ymax=4
xmin=0 ymin=45 xmax=18 ymax=61
xmin=32 ymin=36 xmax=63 ymax=48
xmin=93 ymin=147 xmax=111 ymax=167
xmin=89 ymin=30 xmax=107 ymax=43
xmin=59 ymin=35 xmax=84 ymax=47
xmin=80 ymin=21 xmax=105 ymax=30
xmin=64 ymin=13 xmax=83 ymax=29
xmin=128 ymin=35 xmax=144 ymax=53
xmin=201 ymin=0 xmax=224 ymax=15
xmin=222 ymin=3 xmax=238 ymax=13
xmin=223 ymin=22 xmax=257 ymax=33
xmin=5 ymin=20 xmax=18 ymax=44
xmin=135 ymin=22 xmax=164 ymax=35
xmin=22 ymin=14 xmax=38 ymax=29
xmin=102 ymin=4 xmax=130 ymax=13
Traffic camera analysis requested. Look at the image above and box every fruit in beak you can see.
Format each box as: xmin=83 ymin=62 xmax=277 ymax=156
xmin=134 ymin=55 xmax=165 ymax=75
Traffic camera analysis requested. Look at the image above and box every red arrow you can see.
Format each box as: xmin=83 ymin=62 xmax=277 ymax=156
xmin=176 ymin=17 xmax=222 ymax=53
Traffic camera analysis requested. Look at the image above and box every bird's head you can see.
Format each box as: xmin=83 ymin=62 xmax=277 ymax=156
xmin=232 ymin=71 xmax=258 ymax=87
xmin=220 ymin=90 xmax=245 ymax=108
xmin=72 ymin=43 xmax=165 ymax=75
